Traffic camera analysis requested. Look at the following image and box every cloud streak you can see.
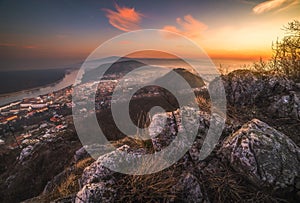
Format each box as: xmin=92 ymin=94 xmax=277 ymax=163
xmin=103 ymin=4 xmax=143 ymax=32
xmin=0 ymin=43 xmax=17 ymax=47
xmin=0 ymin=43 xmax=39 ymax=49
xmin=253 ymin=0 xmax=298 ymax=14
xmin=163 ymin=15 xmax=207 ymax=38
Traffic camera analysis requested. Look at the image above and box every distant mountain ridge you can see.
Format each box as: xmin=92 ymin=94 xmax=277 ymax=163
xmin=82 ymin=59 xmax=205 ymax=89
xmin=82 ymin=59 xmax=146 ymax=82
xmin=155 ymin=68 xmax=205 ymax=89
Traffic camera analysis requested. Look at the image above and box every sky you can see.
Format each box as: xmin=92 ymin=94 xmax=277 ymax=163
xmin=0 ymin=0 xmax=299 ymax=70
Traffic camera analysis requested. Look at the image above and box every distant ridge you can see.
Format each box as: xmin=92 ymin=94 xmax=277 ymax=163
xmin=155 ymin=68 xmax=205 ymax=89
xmin=82 ymin=59 xmax=205 ymax=89
xmin=82 ymin=59 xmax=146 ymax=82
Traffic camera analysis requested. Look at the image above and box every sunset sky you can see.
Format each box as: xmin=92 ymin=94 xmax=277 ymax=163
xmin=0 ymin=0 xmax=299 ymax=70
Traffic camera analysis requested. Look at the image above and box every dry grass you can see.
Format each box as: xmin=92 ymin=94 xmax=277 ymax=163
xmin=21 ymin=157 xmax=95 ymax=203
xmin=57 ymin=157 xmax=94 ymax=197
xmin=39 ymin=156 xmax=95 ymax=202
xmin=202 ymin=161 xmax=288 ymax=203
xmin=195 ymin=95 xmax=211 ymax=113
xmin=115 ymin=164 xmax=180 ymax=202
xmin=111 ymin=111 xmax=155 ymax=154
xmin=75 ymin=156 xmax=95 ymax=171
xmin=204 ymin=168 xmax=248 ymax=202
xmin=57 ymin=173 xmax=79 ymax=198
xmin=111 ymin=136 xmax=154 ymax=153
xmin=108 ymin=110 xmax=182 ymax=202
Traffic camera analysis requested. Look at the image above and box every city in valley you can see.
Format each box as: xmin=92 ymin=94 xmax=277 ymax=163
xmin=0 ymin=69 xmax=195 ymax=148
xmin=0 ymin=71 xmax=127 ymax=148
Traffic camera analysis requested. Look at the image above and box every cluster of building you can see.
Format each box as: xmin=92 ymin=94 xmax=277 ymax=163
xmin=73 ymin=79 xmax=118 ymax=111
xmin=11 ymin=113 xmax=69 ymax=149
xmin=0 ymin=86 xmax=73 ymax=148
xmin=0 ymin=87 xmax=72 ymax=125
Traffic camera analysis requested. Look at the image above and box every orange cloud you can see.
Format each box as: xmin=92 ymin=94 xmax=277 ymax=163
xmin=103 ymin=4 xmax=143 ymax=32
xmin=253 ymin=0 xmax=297 ymax=14
xmin=163 ymin=15 xmax=207 ymax=38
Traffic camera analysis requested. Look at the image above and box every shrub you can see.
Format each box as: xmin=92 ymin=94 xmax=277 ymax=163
xmin=272 ymin=20 xmax=300 ymax=81
xmin=253 ymin=20 xmax=300 ymax=81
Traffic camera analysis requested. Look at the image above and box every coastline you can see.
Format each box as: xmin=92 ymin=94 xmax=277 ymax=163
xmin=0 ymin=69 xmax=79 ymax=106
xmin=0 ymin=77 xmax=64 ymax=98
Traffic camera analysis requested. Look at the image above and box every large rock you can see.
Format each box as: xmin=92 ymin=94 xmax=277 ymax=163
xmin=79 ymin=145 xmax=135 ymax=186
xmin=76 ymin=145 xmax=147 ymax=202
xmin=149 ymin=107 xmax=230 ymax=162
xmin=219 ymin=119 xmax=300 ymax=189
xmin=76 ymin=181 xmax=116 ymax=203
xmin=148 ymin=107 xmax=202 ymax=152
xmin=75 ymin=148 xmax=120 ymax=203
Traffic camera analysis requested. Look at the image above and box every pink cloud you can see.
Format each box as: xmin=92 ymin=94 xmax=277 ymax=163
xmin=163 ymin=15 xmax=207 ymax=38
xmin=103 ymin=4 xmax=143 ymax=32
xmin=253 ymin=0 xmax=298 ymax=14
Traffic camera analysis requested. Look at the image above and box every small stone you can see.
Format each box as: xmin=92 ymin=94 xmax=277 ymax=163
xmin=174 ymin=173 xmax=203 ymax=203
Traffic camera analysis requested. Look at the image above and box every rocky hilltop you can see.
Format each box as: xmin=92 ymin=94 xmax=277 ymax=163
xmin=1 ymin=69 xmax=300 ymax=202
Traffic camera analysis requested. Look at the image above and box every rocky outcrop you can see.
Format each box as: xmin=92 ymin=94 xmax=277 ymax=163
xmin=219 ymin=119 xmax=300 ymax=190
xmin=76 ymin=145 xmax=143 ymax=202
xmin=148 ymin=107 xmax=238 ymax=164
xmin=76 ymin=141 xmax=210 ymax=202
xmin=75 ymin=146 xmax=207 ymax=203
xmin=75 ymin=107 xmax=234 ymax=203
xmin=210 ymin=70 xmax=300 ymax=119
xmin=148 ymin=107 xmax=204 ymax=152
xmin=212 ymin=70 xmax=295 ymax=105
xmin=74 ymin=112 xmax=300 ymax=202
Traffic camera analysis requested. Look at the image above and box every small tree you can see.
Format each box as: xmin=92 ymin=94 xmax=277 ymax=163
xmin=272 ymin=20 xmax=300 ymax=81
xmin=252 ymin=57 xmax=270 ymax=73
